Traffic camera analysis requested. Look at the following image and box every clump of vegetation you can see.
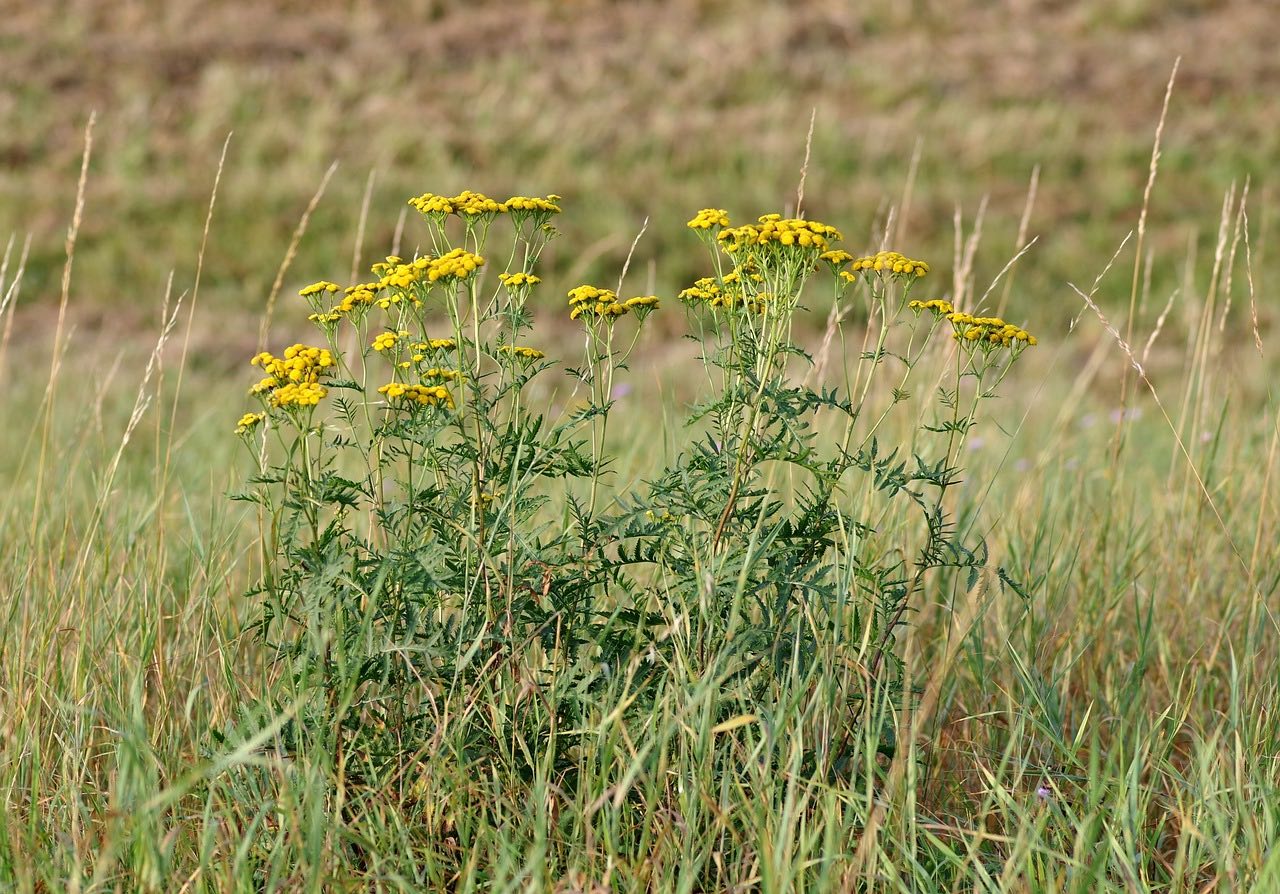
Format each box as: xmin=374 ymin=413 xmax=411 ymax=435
xmin=234 ymin=190 xmax=1037 ymax=876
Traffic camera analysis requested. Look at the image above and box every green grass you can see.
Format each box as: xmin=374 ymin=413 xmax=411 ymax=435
xmin=3 ymin=4 xmax=1280 ymax=890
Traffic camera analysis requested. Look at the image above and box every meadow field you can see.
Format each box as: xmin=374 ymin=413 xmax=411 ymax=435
xmin=2 ymin=1 xmax=1280 ymax=891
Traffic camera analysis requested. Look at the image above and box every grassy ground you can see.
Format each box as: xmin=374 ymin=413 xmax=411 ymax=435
xmin=2 ymin=1 xmax=1280 ymax=890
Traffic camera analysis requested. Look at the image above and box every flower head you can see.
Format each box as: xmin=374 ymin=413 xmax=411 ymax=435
xmin=425 ymin=248 xmax=484 ymax=283
xmin=504 ymin=194 xmax=561 ymax=214
xmin=946 ymin=312 xmax=1037 ymax=351
xmin=848 ymin=251 xmax=930 ymax=279
xmin=234 ymin=412 xmax=265 ymax=435
xmin=677 ymin=272 xmax=766 ymax=311
xmin=908 ymin=299 xmax=954 ymax=316
xmin=372 ymin=330 xmax=410 ymax=352
xmin=407 ymin=192 xmax=456 ymax=216
xmin=299 ymin=281 xmax=340 ymax=298
xmin=270 ymin=381 xmax=328 ymax=408
xmin=818 ymin=249 xmax=853 ymax=270
xmin=376 ymin=259 xmax=424 ymax=290
xmin=408 ymin=190 xmax=504 ymax=218
xmin=567 ymin=285 xmax=627 ymax=321
xmin=499 ymin=271 xmax=542 ymax=288
xmin=679 ymin=277 xmax=726 ymax=305
xmin=717 ymin=214 xmax=842 ymax=253
xmin=621 ymin=296 xmax=660 ymax=321
xmin=248 ymin=345 xmax=333 ymax=410
xmin=407 ymin=190 xmax=560 ymax=222
xmin=336 ymin=283 xmax=381 ymax=313
xmin=498 ymin=344 xmax=546 ymax=361
xmin=687 ymin=208 xmax=730 ymax=230
xmin=377 ymin=382 xmax=455 ymax=409
xmin=251 ymin=344 xmax=335 ymax=384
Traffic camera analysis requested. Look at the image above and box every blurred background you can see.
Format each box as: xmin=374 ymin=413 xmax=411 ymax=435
xmin=2 ymin=0 xmax=1276 ymax=376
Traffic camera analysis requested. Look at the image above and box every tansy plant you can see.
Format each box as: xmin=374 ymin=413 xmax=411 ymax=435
xmin=234 ymin=192 xmax=1036 ymax=786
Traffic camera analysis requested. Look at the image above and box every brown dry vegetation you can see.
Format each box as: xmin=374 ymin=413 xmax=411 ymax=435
xmin=1 ymin=0 xmax=1276 ymax=349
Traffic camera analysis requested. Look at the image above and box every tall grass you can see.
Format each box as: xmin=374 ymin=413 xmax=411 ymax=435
xmin=1 ymin=122 xmax=1278 ymax=892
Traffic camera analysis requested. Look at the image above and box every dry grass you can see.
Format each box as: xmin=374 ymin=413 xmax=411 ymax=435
xmin=1 ymin=0 xmax=1277 ymax=345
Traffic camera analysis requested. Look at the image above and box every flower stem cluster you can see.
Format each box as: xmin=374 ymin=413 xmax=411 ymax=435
xmin=234 ymin=189 xmax=1040 ymax=815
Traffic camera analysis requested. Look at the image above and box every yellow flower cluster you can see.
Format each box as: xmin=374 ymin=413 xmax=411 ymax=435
xmin=369 ymin=255 xmax=403 ymax=277
xmin=270 ymin=382 xmax=327 ymax=408
xmin=303 ymin=251 xmax=482 ymax=322
xmin=819 ymin=249 xmax=853 ymax=266
xmin=372 ymin=330 xmax=409 ymax=352
xmin=408 ymin=189 xmax=504 ymax=217
xmin=566 ymin=287 xmax=658 ymax=321
xmin=337 ymin=283 xmax=381 ymax=312
xmin=309 ymin=272 xmax=401 ymax=321
xmin=678 ymin=272 xmax=769 ymax=312
xmin=721 ymin=265 xmax=763 ymax=287
xmin=423 ymin=367 xmax=462 ymax=381
xmin=377 ymin=258 xmax=427 ymax=289
xmin=378 ymin=382 xmax=455 ymax=408
xmin=250 ymin=344 xmax=335 ymax=408
xmin=499 ymin=271 xmax=541 ymax=287
xmin=299 ymin=281 xmax=340 ymax=298
xmin=947 ymin=312 xmax=1037 ymax=348
xmin=401 ymin=339 xmax=457 ymax=362
xmin=624 ymin=295 xmax=660 ymax=311
xmin=678 ymin=276 xmax=733 ymax=308
xmin=567 ymin=285 xmax=624 ymax=320
xmin=425 ymin=248 xmax=484 ymax=282
xmin=504 ymin=195 xmax=561 ymax=214
xmin=718 ymin=214 xmax=842 ymax=252
xmin=251 ymin=344 xmax=335 ymax=384
xmin=845 ymin=251 xmax=929 ymax=278
xmin=908 ymin=299 xmax=954 ymax=316
xmin=499 ymin=345 xmax=546 ymax=360
xmin=408 ymin=191 xmax=561 ymax=218
xmin=407 ymin=193 xmax=456 ymax=215
xmin=235 ymin=412 xmax=264 ymax=435
xmin=687 ymin=208 xmax=730 ymax=229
